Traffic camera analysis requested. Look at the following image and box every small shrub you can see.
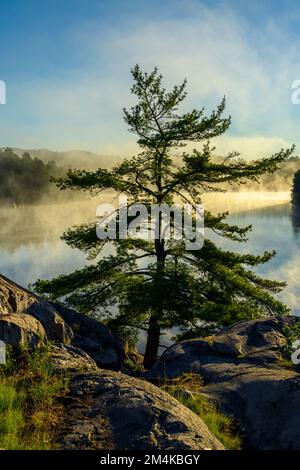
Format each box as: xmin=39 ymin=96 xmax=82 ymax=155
xmin=123 ymin=358 xmax=144 ymax=374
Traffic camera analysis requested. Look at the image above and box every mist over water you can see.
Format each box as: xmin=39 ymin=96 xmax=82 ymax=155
xmin=0 ymin=200 xmax=98 ymax=286
xmin=0 ymin=192 xmax=299 ymax=319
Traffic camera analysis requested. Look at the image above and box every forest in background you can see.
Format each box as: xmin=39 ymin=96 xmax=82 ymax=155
xmin=0 ymin=148 xmax=70 ymax=205
xmin=0 ymin=147 xmax=299 ymax=207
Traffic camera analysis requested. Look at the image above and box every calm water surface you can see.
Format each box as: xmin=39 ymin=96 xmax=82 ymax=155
xmin=0 ymin=193 xmax=299 ymax=316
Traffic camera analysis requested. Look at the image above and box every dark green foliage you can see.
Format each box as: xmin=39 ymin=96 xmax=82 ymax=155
xmin=292 ymin=169 xmax=300 ymax=205
xmin=34 ymin=65 xmax=293 ymax=368
xmin=0 ymin=148 xmax=63 ymax=205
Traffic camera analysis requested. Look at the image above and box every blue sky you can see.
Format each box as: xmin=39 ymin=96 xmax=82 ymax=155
xmin=1 ymin=0 xmax=300 ymax=159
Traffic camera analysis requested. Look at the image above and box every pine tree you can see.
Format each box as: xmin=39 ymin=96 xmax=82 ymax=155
xmin=34 ymin=66 xmax=294 ymax=368
xmin=292 ymin=169 xmax=300 ymax=205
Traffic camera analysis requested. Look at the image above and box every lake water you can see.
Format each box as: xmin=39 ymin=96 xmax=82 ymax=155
xmin=221 ymin=201 xmax=300 ymax=316
xmin=0 ymin=192 xmax=299 ymax=318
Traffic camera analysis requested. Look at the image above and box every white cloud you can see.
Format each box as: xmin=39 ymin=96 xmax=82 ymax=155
xmin=1 ymin=1 xmax=300 ymax=159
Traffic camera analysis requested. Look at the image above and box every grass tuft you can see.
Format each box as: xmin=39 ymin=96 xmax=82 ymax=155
xmin=0 ymin=343 xmax=69 ymax=450
xmin=161 ymin=373 xmax=242 ymax=450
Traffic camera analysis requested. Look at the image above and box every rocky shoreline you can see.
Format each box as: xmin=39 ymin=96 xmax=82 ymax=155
xmin=1 ymin=274 xmax=300 ymax=450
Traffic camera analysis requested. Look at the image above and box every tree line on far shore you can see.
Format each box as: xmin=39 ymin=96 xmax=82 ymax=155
xmin=0 ymin=148 xmax=75 ymax=206
xmin=1 ymin=146 xmax=299 ymax=208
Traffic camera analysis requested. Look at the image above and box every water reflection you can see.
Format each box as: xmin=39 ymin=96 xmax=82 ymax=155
xmin=0 ymin=201 xmax=98 ymax=285
xmin=0 ymin=193 xmax=299 ymax=316
xmin=226 ymin=201 xmax=300 ymax=316
xmin=292 ymin=204 xmax=300 ymax=234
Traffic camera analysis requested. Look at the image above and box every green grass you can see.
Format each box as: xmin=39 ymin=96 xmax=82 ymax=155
xmin=0 ymin=344 xmax=69 ymax=450
xmin=124 ymin=357 xmax=143 ymax=373
xmin=161 ymin=373 xmax=242 ymax=450
xmin=0 ymin=383 xmax=25 ymax=449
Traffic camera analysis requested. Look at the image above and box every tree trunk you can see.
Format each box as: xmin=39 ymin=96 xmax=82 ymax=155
xmin=143 ymin=315 xmax=160 ymax=369
xmin=143 ymin=216 xmax=164 ymax=369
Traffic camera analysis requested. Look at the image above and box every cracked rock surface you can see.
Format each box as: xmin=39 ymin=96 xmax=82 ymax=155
xmin=56 ymin=370 xmax=224 ymax=450
xmin=148 ymin=317 xmax=300 ymax=449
